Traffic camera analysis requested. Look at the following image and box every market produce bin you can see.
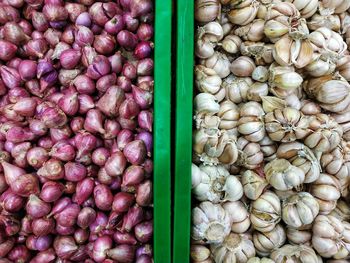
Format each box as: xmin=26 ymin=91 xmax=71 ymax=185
xmin=173 ymin=0 xmax=194 ymax=262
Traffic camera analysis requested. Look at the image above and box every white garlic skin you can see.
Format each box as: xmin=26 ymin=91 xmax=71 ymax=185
xmin=253 ymin=224 xmax=286 ymax=256
xmin=223 ymin=201 xmax=250 ymax=233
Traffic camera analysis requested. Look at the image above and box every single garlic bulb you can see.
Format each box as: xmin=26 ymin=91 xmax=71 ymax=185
xmin=247 ymin=257 xmax=275 ymax=263
xmin=240 ymin=42 xmax=275 ymax=66
xmin=224 ymin=75 xmax=252 ymax=104
xmin=194 ymin=93 xmax=220 ymax=119
xmin=305 ymin=53 xmax=337 ymax=77
xmin=312 ymin=214 xmax=350 ymax=259
xmin=268 ymin=65 xmax=303 ymax=97
xmin=242 ymin=170 xmax=268 ymax=200
xmin=264 ymin=159 xmax=305 ymax=191
xmin=321 ymin=144 xmax=350 ymax=180
xmin=330 ymin=200 xmax=350 ymax=222
xmin=310 ymin=173 xmax=341 ymax=214
xmin=237 ymin=137 xmax=264 ymax=169
xmin=218 ymin=100 xmax=239 ymax=130
xmin=250 ymin=191 xmax=281 ymax=233
xmin=252 ymin=66 xmax=269 ymax=83
xmin=191 ymin=245 xmax=211 ymax=262
xmin=195 ymin=66 xmax=223 ymax=100
xmin=282 ymin=192 xmax=319 ymax=228
xmin=277 ymin=142 xmax=321 ymax=183
xmin=286 ymin=226 xmax=312 ymax=245
xmin=211 ymin=233 xmax=256 ymax=263
xmin=273 ymin=37 xmax=314 ymax=69
xmin=320 ymin=0 xmax=350 ymax=15
xmin=300 ymin=99 xmax=322 ymax=116
xmin=304 ymin=113 xmax=343 ymax=154
xmin=238 ymin=101 xmax=265 ymax=142
xmin=264 ymin=107 xmax=311 ymax=142
xmin=227 ymin=0 xmax=259 ymax=26
xmin=259 ymin=135 xmax=277 ymax=162
xmin=332 ymin=111 xmax=350 ymax=140
xmin=201 ymin=21 xmax=224 ymax=43
xmin=287 ymin=0 xmax=318 ymax=18
xmin=196 ymin=33 xmax=215 ymax=59
xmin=192 ymin=201 xmax=231 ymax=244
xmin=271 ymin=244 xmax=320 ymax=263
xmin=195 ymin=0 xmax=221 ymax=23
xmin=201 ymin=51 xmax=231 ymax=78
xmin=304 ymin=74 xmax=350 ymax=113
xmin=221 ymin=34 xmax=242 ymax=54
xmin=193 ymin=129 xmax=238 ymax=165
xmin=234 ymin=19 xmax=265 ymax=42
xmin=192 ymin=164 xmax=243 ymax=203
xmin=223 ymin=201 xmax=250 ymax=233
xmin=263 ymin=2 xmax=304 ymax=43
xmin=253 ymin=224 xmax=286 ymax=256
xmin=308 ymin=13 xmax=341 ymax=31
xmin=247 ymin=82 xmax=269 ymax=102
xmin=230 ymin=56 xmax=256 ymax=77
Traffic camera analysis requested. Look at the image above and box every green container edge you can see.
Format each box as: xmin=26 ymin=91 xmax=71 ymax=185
xmin=154 ymin=0 xmax=172 ymax=262
xmin=173 ymin=1 xmax=194 ymax=262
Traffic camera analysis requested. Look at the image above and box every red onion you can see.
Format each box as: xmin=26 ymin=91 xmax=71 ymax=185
xmin=26 ymin=194 xmax=51 ymax=218
xmin=53 ymin=236 xmax=78 ymax=260
xmin=0 ymin=5 xmax=20 ymax=24
xmin=0 ymin=40 xmax=17 ymax=61
xmin=96 ymin=85 xmax=125 ymax=117
xmin=105 ymin=151 xmax=127 ymax=177
xmin=0 ymin=174 xmax=7 ymax=194
xmin=137 ymin=180 xmax=152 ymax=207
xmin=64 ymin=162 xmax=87 ymax=182
xmin=0 ymin=66 xmax=22 ymax=89
xmin=55 ymin=224 xmax=75 ymax=236
xmin=123 ymin=140 xmax=146 ymax=165
xmin=78 ymin=94 xmax=95 ymax=114
xmin=0 ymin=238 xmax=15 ymax=257
xmin=137 ymin=58 xmax=153 ymax=76
xmin=60 ymin=49 xmax=81 ymax=69
xmin=109 ymin=52 xmax=123 ymax=74
xmin=38 ymin=137 xmax=54 ymax=149
xmin=132 ymin=85 xmax=153 ymax=109
xmin=65 ymin=2 xmax=86 ymax=22
xmin=54 ymin=203 xmax=80 ymax=227
xmin=32 ymin=11 xmax=49 ymax=32
xmin=40 ymin=181 xmax=64 ymax=202
xmin=92 ymin=235 xmax=113 ymax=262
xmin=134 ymin=220 xmax=153 ymax=243
xmin=104 ymin=119 xmax=121 ymax=140
xmin=32 ymin=217 xmax=55 ymax=236
xmin=89 ymin=211 xmax=108 ymax=235
xmin=130 ymin=0 xmax=152 ymax=18
xmin=89 ymin=2 xmax=121 ymax=27
xmin=50 ymin=141 xmax=75 ymax=161
xmin=1 ymin=189 xmax=25 ymax=213
xmin=75 ymin=26 xmax=94 ymax=47
xmin=136 ymin=131 xmax=152 ymax=155
xmin=138 ymin=110 xmax=153 ymax=132
xmin=76 ymin=12 xmax=91 ymax=27
xmin=119 ymin=98 xmax=140 ymax=120
xmin=96 ymin=73 xmax=117 ymax=92
xmin=30 ymin=248 xmax=56 ymax=262
xmin=77 ymin=207 xmax=96 ymax=229
xmin=92 ymin=147 xmax=110 ymax=166
xmin=37 ymin=158 xmax=64 ymax=180
xmin=48 ymin=197 xmax=71 ymax=217
xmin=137 ymin=23 xmax=153 ymax=41
xmin=117 ymin=30 xmax=137 ymax=50
xmin=98 ymin=167 xmax=114 ymax=185
xmin=107 ymin=244 xmax=135 ymax=263
xmin=121 ymin=206 xmax=144 ymax=232
xmin=43 ymin=4 xmax=68 ymax=22
xmin=122 ymin=165 xmax=145 ymax=189
xmin=35 ymin=236 xmax=53 ymax=251
xmin=74 ymin=131 xmax=97 ymax=159
xmin=94 ymin=184 xmax=113 ymax=211
xmin=74 ymin=228 xmax=89 ymax=244
xmin=75 ymin=177 xmax=94 ymax=205
xmin=84 ymin=109 xmax=106 ymax=134
xmin=113 ymin=231 xmax=137 ymax=245
xmin=117 ymin=129 xmax=134 ymax=150
xmin=70 ymin=117 xmax=84 ymax=133
xmin=8 ymin=245 xmax=31 ymax=262
xmin=112 ymin=192 xmax=135 ymax=213
xmin=50 ymin=125 xmax=72 ymax=142
xmin=3 ymin=22 xmax=30 ymax=45
xmin=93 ymin=33 xmax=116 ymax=55
xmin=74 ymin=75 xmax=95 ymax=94
xmin=123 ymin=13 xmax=139 ymax=32
xmin=17 ymin=61 xmax=37 ymax=82
xmin=86 ymin=55 xmax=111 ymax=79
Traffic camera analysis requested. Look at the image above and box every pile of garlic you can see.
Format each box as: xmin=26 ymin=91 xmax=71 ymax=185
xmin=191 ymin=0 xmax=350 ymax=262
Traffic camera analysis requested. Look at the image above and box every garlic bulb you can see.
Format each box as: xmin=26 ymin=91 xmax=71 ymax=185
xmin=247 ymin=82 xmax=269 ymax=102
xmin=218 ymin=100 xmax=240 ymax=130
xmin=300 ymin=99 xmax=322 ymax=116
xmin=242 ymin=170 xmax=268 ymax=200
xmin=201 ymin=51 xmax=231 ymax=78
xmin=259 ymin=135 xmax=277 ymax=162
xmin=310 ymin=173 xmax=341 ymax=214
xmin=321 ymin=144 xmax=350 ymax=180
xmin=330 ymin=200 xmax=350 ymax=221
xmin=304 ymin=113 xmax=343 ymax=154
xmin=337 ymin=55 xmax=350 ymax=81
xmin=193 ymin=129 xmax=238 ymax=165
xmin=268 ymin=65 xmax=303 ymax=97
xmin=247 ymin=257 xmax=275 ymax=263
xmin=192 ymin=164 xmax=243 ymax=203
xmin=202 ymin=21 xmax=224 ymax=43
xmin=196 ymin=35 xmax=215 ymax=59
xmin=305 ymin=53 xmax=337 ymax=77
xmin=192 ymin=201 xmax=231 ymax=243
xmin=230 ymin=56 xmax=256 ymax=77
xmin=237 ymin=137 xmax=264 ymax=169
xmin=234 ymin=19 xmax=265 ymax=42
xmin=271 ymin=244 xmax=320 ymax=263
xmin=277 ymin=142 xmax=321 ymax=183
xmin=332 ymin=111 xmax=350 ymax=140
xmin=281 ymin=192 xmax=319 ymax=228
xmin=273 ymin=37 xmax=314 ymax=69
xmin=252 ymin=66 xmax=269 ymax=83
xmin=240 ymin=42 xmax=275 ymax=66
xmin=191 ymin=245 xmax=211 ymax=262
xmin=224 ymin=75 xmax=252 ymax=104
xmin=264 ymin=107 xmax=311 ymax=142
xmin=250 ymin=191 xmax=281 ymax=232
xmin=238 ymin=101 xmax=266 ymax=142
xmin=304 ymin=75 xmax=350 ymax=113
xmin=211 ymin=233 xmax=256 ymax=263
xmin=223 ymin=201 xmax=251 ymax=233
xmin=286 ymin=227 xmax=312 ymax=245
xmin=287 ymin=0 xmax=318 ymax=18
xmin=261 ymin=96 xmax=286 ymax=113
xmin=194 ymin=93 xmax=220 ymax=119
xmin=253 ymin=224 xmax=286 ymax=256
xmin=308 ymin=13 xmax=341 ymax=31
xmin=195 ymin=66 xmax=223 ymax=100
xmin=221 ymin=35 xmax=242 ymax=54
xmin=312 ymin=214 xmax=350 ymax=259
xmin=264 ymin=158 xmax=305 ymax=191
xmin=320 ymin=0 xmax=350 ymax=15
xmin=195 ymin=0 xmax=221 ymax=23
xmin=227 ymin=1 xmax=259 ymax=26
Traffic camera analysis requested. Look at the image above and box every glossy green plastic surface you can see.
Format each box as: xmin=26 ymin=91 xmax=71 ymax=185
xmin=173 ymin=0 xmax=194 ymax=262
xmin=154 ymin=0 xmax=172 ymax=262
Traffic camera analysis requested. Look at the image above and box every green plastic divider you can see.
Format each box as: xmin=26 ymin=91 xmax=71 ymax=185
xmin=154 ymin=0 xmax=172 ymax=262
xmin=173 ymin=0 xmax=194 ymax=262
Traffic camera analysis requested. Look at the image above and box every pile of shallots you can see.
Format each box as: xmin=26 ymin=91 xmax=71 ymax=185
xmin=191 ymin=0 xmax=350 ymax=262
xmin=0 ymin=0 xmax=154 ymax=262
